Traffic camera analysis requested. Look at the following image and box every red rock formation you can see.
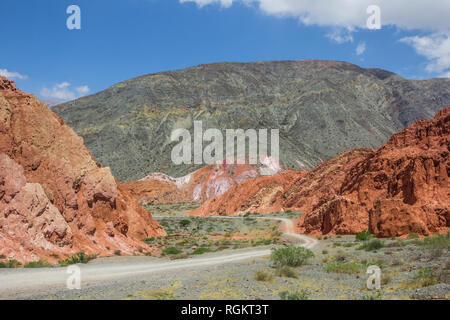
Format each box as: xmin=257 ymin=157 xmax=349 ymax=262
xmin=123 ymin=161 xmax=271 ymax=205
xmin=189 ymin=106 xmax=450 ymax=238
xmin=189 ymin=170 xmax=307 ymax=216
xmin=0 ymin=77 xmax=165 ymax=263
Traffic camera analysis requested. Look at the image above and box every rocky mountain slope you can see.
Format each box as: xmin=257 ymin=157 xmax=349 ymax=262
xmin=190 ymin=106 xmax=450 ymax=238
xmin=54 ymin=60 xmax=450 ymax=181
xmin=123 ymin=161 xmax=280 ymax=205
xmin=0 ymin=77 xmax=165 ymax=263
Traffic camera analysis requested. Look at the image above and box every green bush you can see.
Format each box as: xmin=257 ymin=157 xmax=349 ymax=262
xmin=254 ymin=270 xmax=273 ymax=282
xmin=0 ymin=254 xmax=6 ymax=259
xmin=358 ymin=239 xmax=385 ymax=251
xmin=179 ymin=220 xmax=191 ymax=228
xmin=276 ymin=266 xmax=298 ymax=278
xmin=163 ymin=247 xmax=182 ymax=255
xmin=271 ymin=247 xmax=314 ymax=267
xmin=411 ymin=267 xmax=439 ymax=288
xmin=144 ymin=237 xmax=156 ymax=243
xmin=58 ymin=252 xmax=97 ymax=266
xmin=356 ymin=230 xmax=374 ymax=241
xmin=421 ymin=232 xmax=450 ymax=250
xmin=325 ymin=261 xmax=362 ymax=274
xmin=279 ymin=289 xmax=310 ymax=300
xmin=0 ymin=259 xmax=22 ymax=268
xmin=362 ymin=292 xmax=383 ymax=300
xmin=114 ymin=250 xmax=121 ymax=256
xmin=192 ymin=247 xmax=211 ymax=255
xmin=24 ymin=259 xmax=52 ymax=268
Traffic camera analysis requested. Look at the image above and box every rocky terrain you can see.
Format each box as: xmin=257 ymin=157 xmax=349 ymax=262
xmin=123 ymin=161 xmax=279 ymax=205
xmin=0 ymin=77 xmax=165 ymax=263
xmin=4 ymin=215 xmax=448 ymax=300
xmin=54 ymin=60 xmax=450 ymax=181
xmin=190 ymin=106 xmax=450 ymax=238
xmin=189 ymin=170 xmax=307 ymax=216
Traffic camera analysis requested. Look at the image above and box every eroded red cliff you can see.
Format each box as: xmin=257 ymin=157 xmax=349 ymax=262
xmin=190 ymin=106 xmax=450 ymax=238
xmin=0 ymin=77 xmax=165 ymax=263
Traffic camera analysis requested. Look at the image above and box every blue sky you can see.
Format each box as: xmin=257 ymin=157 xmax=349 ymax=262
xmin=0 ymin=0 xmax=449 ymax=101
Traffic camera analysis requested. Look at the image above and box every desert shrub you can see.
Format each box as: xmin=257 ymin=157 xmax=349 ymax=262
xmin=0 ymin=254 xmax=5 ymax=259
xmin=276 ymin=266 xmax=298 ymax=278
xmin=192 ymin=247 xmax=211 ymax=255
xmin=356 ymin=230 xmax=374 ymax=241
xmin=358 ymin=239 xmax=385 ymax=251
xmin=444 ymin=259 xmax=450 ymax=270
xmin=415 ymin=267 xmax=439 ymax=287
xmin=362 ymin=292 xmax=383 ymax=300
xmin=325 ymin=261 xmax=362 ymax=274
xmin=162 ymin=247 xmax=182 ymax=255
xmin=407 ymin=267 xmax=439 ymax=288
xmin=334 ymin=250 xmax=347 ymax=262
xmin=114 ymin=250 xmax=121 ymax=256
xmin=254 ymin=270 xmax=273 ymax=282
xmin=286 ymin=210 xmax=293 ymax=213
xmin=421 ymin=232 xmax=450 ymax=250
xmin=361 ymin=257 xmax=387 ymax=269
xmin=0 ymin=259 xmax=22 ymax=268
xmin=407 ymin=233 xmax=419 ymax=239
xmin=271 ymin=247 xmax=314 ymax=267
xmin=279 ymin=289 xmax=310 ymax=300
xmin=24 ymin=259 xmax=52 ymax=268
xmin=322 ymin=250 xmax=329 ymax=255
xmin=58 ymin=252 xmax=97 ymax=266
xmin=143 ymin=237 xmax=156 ymax=243
xmin=381 ymin=273 xmax=392 ymax=286
xmin=179 ymin=219 xmax=191 ymax=228
xmin=386 ymin=239 xmax=407 ymax=247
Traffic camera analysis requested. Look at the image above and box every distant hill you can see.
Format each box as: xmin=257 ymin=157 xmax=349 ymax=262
xmin=54 ymin=60 xmax=450 ymax=181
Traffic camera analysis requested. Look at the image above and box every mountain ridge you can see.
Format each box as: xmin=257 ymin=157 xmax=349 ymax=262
xmin=54 ymin=60 xmax=450 ymax=181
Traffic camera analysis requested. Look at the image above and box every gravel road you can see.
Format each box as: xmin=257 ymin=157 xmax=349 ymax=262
xmin=0 ymin=217 xmax=316 ymax=299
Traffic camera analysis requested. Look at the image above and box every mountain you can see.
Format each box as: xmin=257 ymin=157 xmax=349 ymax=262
xmin=54 ymin=60 xmax=450 ymax=182
xmin=0 ymin=77 xmax=165 ymax=263
xmin=190 ymin=106 xmax=450 ymax=238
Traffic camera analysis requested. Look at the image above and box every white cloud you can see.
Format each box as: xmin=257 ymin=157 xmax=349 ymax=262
xmin=356 ymin=42 xmax=366 ymax=55
xmin=180 ymin=0 xmax=234 ymax=8
xmin=180 ymin=0 xmax=450 ymax=31
xmin=400 ymin=33 xmax=450 ymax=75
xmin=180 ymin=0 xmax=450 ymax=76
xmin=326 ymin=28 xmax=354 ymax=44
xmin=75 ymin=85 xmax=90 ymax=95
xmin=41 ymin=82 xmax=90 ymax=101
xmin=0 ymin=69 xmax=28 ymax=80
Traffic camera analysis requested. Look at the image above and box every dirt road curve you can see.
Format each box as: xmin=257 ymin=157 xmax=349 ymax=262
xmin=0 ymin=217 xmax=317 ymax=298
